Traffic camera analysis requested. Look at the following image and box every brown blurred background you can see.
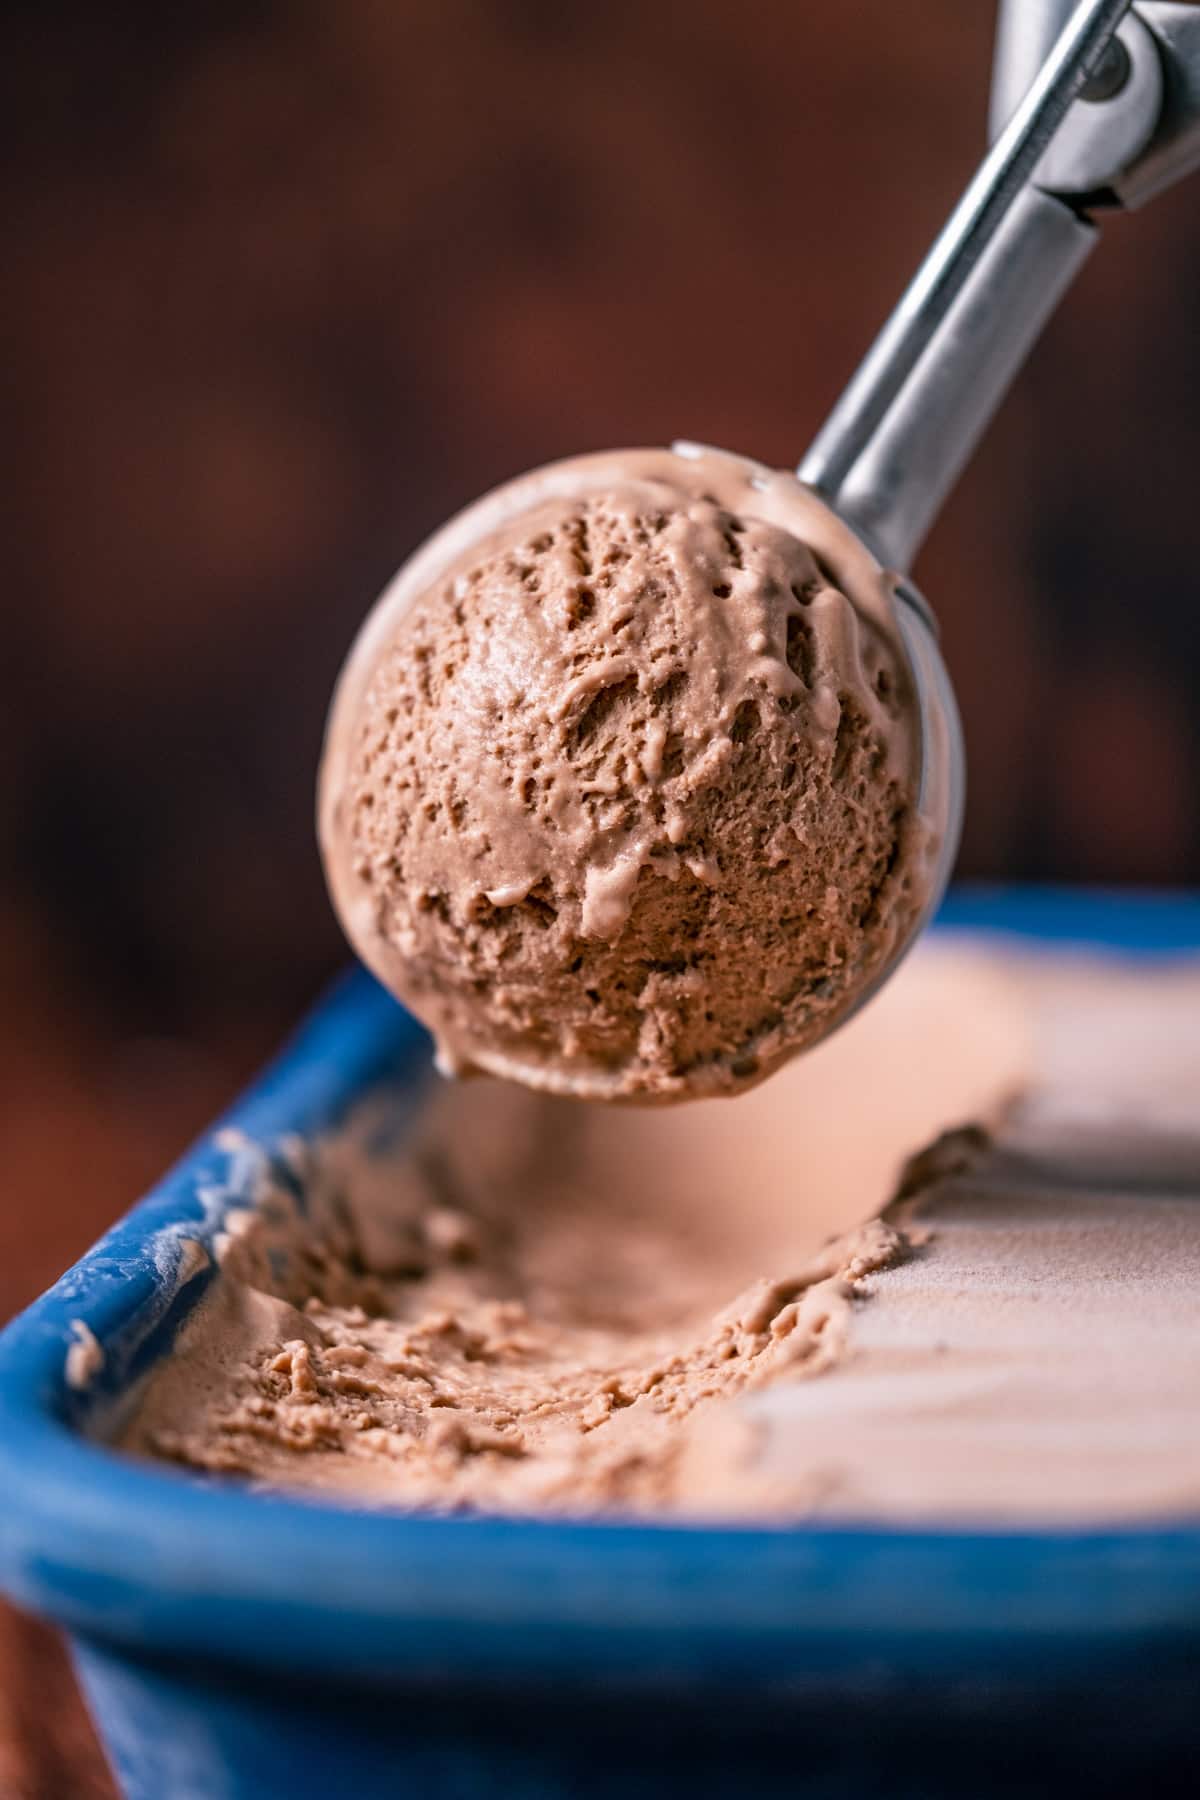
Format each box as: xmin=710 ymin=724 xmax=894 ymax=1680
xmin=2 ymin=3 xmax=1199 ymax=1788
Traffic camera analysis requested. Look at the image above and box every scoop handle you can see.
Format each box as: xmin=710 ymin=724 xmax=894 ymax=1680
xmin=797 ymin=0 xmax=1128 ymax=571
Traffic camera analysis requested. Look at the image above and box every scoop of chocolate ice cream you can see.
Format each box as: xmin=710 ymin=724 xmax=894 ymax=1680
xmin=319 ymin=446 xmax=931 ymax=1100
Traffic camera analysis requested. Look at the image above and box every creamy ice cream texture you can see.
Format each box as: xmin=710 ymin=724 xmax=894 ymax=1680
xmin=120 ymin=940 xmax=1200 ymax=1522
xmin=319 ymin=445 xmax=934 ymax=1100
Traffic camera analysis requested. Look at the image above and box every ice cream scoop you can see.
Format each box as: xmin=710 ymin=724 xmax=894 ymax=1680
xmin=319 ymin=446 xmax=953 ymax=1099
xmin=319 ymin=0 xmax=1200 ymax=1102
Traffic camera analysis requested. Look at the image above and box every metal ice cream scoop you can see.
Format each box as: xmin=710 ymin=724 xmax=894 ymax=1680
xmin=323 ymin=1 xmax=1200 ymax=1093
xmin=794 ymin=0 xmax=1200 ymax=985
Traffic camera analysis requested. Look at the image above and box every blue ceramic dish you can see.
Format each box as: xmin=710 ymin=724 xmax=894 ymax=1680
xmin=2 ymin=889 xmax=1200 ymax=1800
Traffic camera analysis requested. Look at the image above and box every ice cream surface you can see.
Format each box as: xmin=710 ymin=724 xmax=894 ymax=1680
xmin=319 ymin=445 xmax=934 ymax=1100
xmin=117 ymin=942 xmax=1200 ymax=1521
xmin=119 ymin=950 xmax=1200 ymax=1526
xmin=120 ymin=944 xmax=1025 ymax=1514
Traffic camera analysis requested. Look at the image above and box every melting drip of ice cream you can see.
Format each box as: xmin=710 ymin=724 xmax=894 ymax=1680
xmin=319 ymin=446 xmax=935 ymax=1101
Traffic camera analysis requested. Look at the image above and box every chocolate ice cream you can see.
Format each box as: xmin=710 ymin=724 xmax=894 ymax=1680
xmin=119 ymin=946 xmax=1030 ymax=1514
xmin=319 ymin=445 xmax=936 ymax=1101
xmin=119 ymin=945 xmax=1200 ymax=1524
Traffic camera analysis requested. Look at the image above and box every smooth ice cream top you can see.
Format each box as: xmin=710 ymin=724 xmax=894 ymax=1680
xmin=319 ymin=445 xmax=933 ymax=1100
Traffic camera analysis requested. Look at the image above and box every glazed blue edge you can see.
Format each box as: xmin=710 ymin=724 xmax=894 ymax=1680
xmin=2 ymin=885 xmax=1200 ymax=1693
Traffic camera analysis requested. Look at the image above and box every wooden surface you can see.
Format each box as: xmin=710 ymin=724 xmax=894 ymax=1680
xmin=0 ymin=1612 xmax=114 ymax=1800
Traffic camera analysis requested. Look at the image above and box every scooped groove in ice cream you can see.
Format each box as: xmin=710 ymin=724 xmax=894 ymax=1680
xmin=319 ymin=445 xmax=936 ymax=1100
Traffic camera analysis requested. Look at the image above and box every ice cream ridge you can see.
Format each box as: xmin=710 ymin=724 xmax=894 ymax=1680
xmin=319 ymin=445 xmax=940 ymax=1101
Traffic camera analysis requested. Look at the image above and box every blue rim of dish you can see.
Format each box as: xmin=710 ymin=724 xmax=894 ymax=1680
xmin=2 ymin=885 xmax=1200 ymax=1691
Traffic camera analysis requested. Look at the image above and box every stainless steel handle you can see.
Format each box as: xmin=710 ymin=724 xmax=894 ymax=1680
xmin=798 ymin=0 xmax=1200 ymax=577
xmin=798 ymin=0 xmax=1131 ymax=570
xmin=814 ymin=188 xmax=1095 ymax=571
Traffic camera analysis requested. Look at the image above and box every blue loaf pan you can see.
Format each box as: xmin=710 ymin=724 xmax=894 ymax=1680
xmin=3 ymin=888 xmax=1200 ymax=1800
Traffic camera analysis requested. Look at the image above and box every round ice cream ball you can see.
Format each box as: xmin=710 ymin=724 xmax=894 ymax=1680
xmin=319 ymin=446 xmax=935 ymax=1101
